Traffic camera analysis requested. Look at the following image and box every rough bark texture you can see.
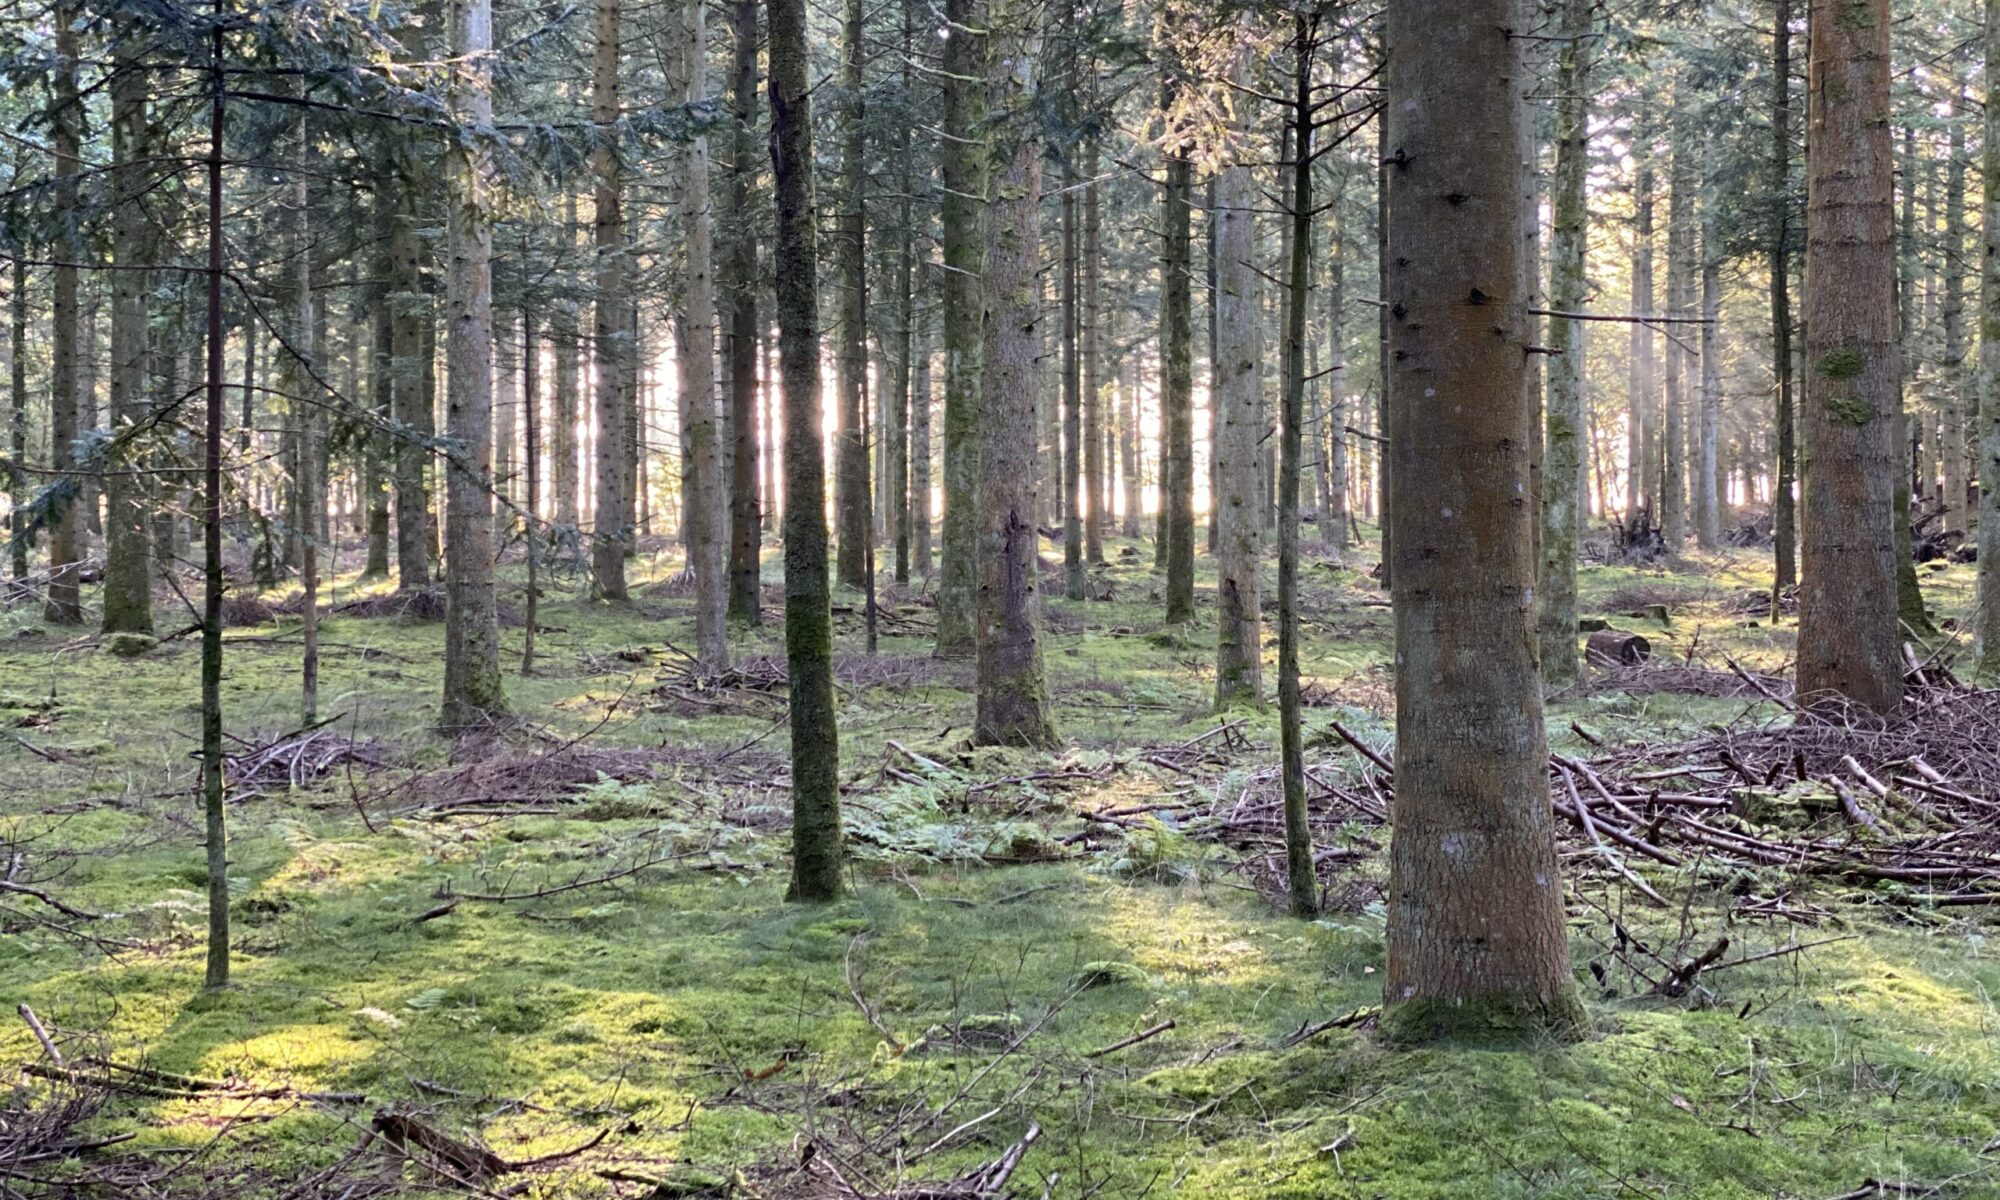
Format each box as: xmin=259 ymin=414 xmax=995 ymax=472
xmin=1940 ymin=111 xmax=1969 ymax=535
xmin=9 ymin=260 xmax=26 ymax=580
xmin=1538 ymin=0 xmax=1590 ymax=687
xmin=1212 ymin=80 xmax=1262 ymax=711
xmin=44 ymin=10 xmax=83 ymax=626
xmin=288 ymin=138 xmax=320 ymax=724
xmin=771 ymin=0 xmax=843 ymax=901
xmin=678 ymin=0 xmax=729 ymax=669
xmin=1772 ymin=0 xmax=1797 ymax=589
xmin=1631 ymin=161 xmax=1657 ymax=517
xmin=1798 ymin=0 xmax=1903 ymax=714
xmin=973 ymin=1 xmax=1057 ymax=750
xmin=934 ymin=0 xmax=987 ymax=657
xmin=1278 ymin=20 xmax=1313 ymax=919
xmin=912 ymin=304 xmax=933 ymax=575
xmin=724 ymin=0 xmax=761 ymax=621
xmin=390 ymin=149 xmax=435 ymax=593
xmin=440 ymin=0 xmax=507 ymax=728
xmin=1083 ymin=138 xmax=1104 ymax=564
xmin=591 ymin=0 xmax=630 ymax=601
xmin=1160 ymin=75 xmax=1196 ymax=624
xmin=1662 ymin=138 xmax=1693 ymax=551
xmin=1697 ymin=251 xmax=1723 ymax=548
xmin=1982 ymin=0 xmax=2000 ymax=682
xmin=834 ymin=0 xmax=871 ymax=592
xmin=102 ymin=26 xmax=155 ymax=637
xmin=1379 ymin=0 xmax=1586 ymax=1043
xmin=1062 ymin=183 xmax=1084 ymax=602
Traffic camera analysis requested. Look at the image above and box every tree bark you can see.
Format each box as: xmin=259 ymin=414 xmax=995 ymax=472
xmin=678 ymin=0 xmax=729 ymax=669
xmin=1981 ymin=0 xmax=2000 ymax=682
xmin=1278 ymin=18 xmax=1314 ymax=918
xmin=1083 ymin=137 xmax=1104 ymax=564
xmin=44 ymin=8 xmax=83 ymax=626
xmin=772 ymin=0 xmax=843 ymax=900
xmin=287 ymin=119 xmax=320 ymax=724
xmin=102 ymin=22 xmax=155 ymax=637
xmin=1120 ymin=321 xmax=1141 ymax=539
xmin=1062 ymin=178 xmax=1084 ymax=602
xmin=1772 ymin=0 xmax=1797 ymax=589
xmin=912 ymin=307 xmax=933 ymax=574
xmin=1213 ymin=52 xmax=1262 ymax=710
xmin=724 ymin=0 xmax=761 ymax=621
xmin=1380 ymin=0 xmax=1585 ymax=1043
xmin=1662 ymin=136 xmax=1693 ymax=551
xmin=935 ymin=0 xmax=987 ymax=657
xmin=1630 ymin=160 xmax=1657 ymax=519
xmin=1941 ymin=107 xmax=1969 ymax=534
xmin=440 ymin=0 xmax=508 ymax=727
xmin=1160 ymin=74 xmax=1196 ymax=624
xmin=390 ymin=143 xmax=435 ymax=593
xmin=8 ymin=259 xmax=26 ymax=579
xmin=553 ymin=193 xmax=581 ymax=529
xmin=591 ymin=0 xmax=630 ymax=600
xmin=1798 ymin=0 xmax=1903 ymax=713
xmin=973 ymin=0 xmax=1057 ymax=749
xmin=1538 ymin=0 xmax=1591 ymax=685
xmin=834 ymin=0 xmax=871 ymax=592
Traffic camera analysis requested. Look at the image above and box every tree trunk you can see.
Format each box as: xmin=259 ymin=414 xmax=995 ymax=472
xmin=554 ymin=192 xmax=581 ymax=529
xmin=200 ymin=6 xmax=229 ymax=989
xmin=725 ymin=0 xmax=761 ymax=621
xmin=1981 ymin=0 xmax=2000 ymax=682
xmin=287 ymin=123 xmax=321 ymax=724
xmin=364 ymin=261 xmax=393 ymax=579
xmin=1798 ymin=0 xmax=1903 ymax=714
xmin=678 ymin=0 xmax=729 ymax=669
xmin=973 ymin=0 xmax=1057 ymax=749
xmin=1772 ymin=0 xmax=1797 ymax=589
xmin=1278 ymin=19 xmax=1315 ymax=918
xmin=1380 ymin=0 xmax=1585 ymax=1043
xmin=935 ymin=0 xmax=986 ymax=657
xmin=44 ymin=9 xmax=83 ymax=626
xmin=390 ymin=149 xmax=435 ymax=593
xmin=1631 ymin=161 xmax=1657 ymax=517
xmin=1941 ymin=107 xmax=1969 ymax=534
xmin=522 ymin=306 xmax=540 ymax=674
xmin=1160 ymin=74 xmax=1195 ymax=623
xmin=591 ymin=0 xmax=630 ymax=601
xmin=1662 ymin=137 xmax=1693 ymax=551
xmin=1698 ymin=253 xmax=1723 ymax=547
xmin=1538 ymin=0 xmax=1591 ymax=686
xmin=771 ymin=0 xmax=843 ymax=900
xmin=102 ymin=23 xmax=155 ymax=637
xmin=9 ymin=259 xmax=26 ymax=579
xmin=440 ymin=0 xmax=507 ymax=727
xmin=1062 ymin=178 xmax=1084 ymax=601
xmin=1213 ymin=52 xmax=1261 ymax=709
xmin=834 ymin=0 xmax=871 ymax=592
xmin=912 ymin=309 xmax=933 ymax=574
xmin=1120 ymin=322 xmax=1141 ymax=539
xmin=1083 ymin=138 xmax=1104 ymax=564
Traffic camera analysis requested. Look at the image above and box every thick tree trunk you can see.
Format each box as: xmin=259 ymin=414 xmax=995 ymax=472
xmin=440 ymin=0 xmax=507 ymax=727
xmin=1798 ymin=0 xmax=1903 ymax=713
xmin=44 ymin=10 xmax=83 ymax=626
xmin=935 ymin=0 xmax=986 ymax=657
xmin=771 ymin=0 xmax=843 ymax=900
xmin=1981 ymin=0 xmax=2000 ymax=682
xmin=1538 ymin=0 xmax=1591 ymax=686
xmin=678 ymin=0 xmax=729 ymax=669
xmin=834 ymin=0 xmax=871 ymax=592
xmin=1160 ymin=75 xmax=1195 ymax=623
xmin=591 ymin=0 xmax=630 ymax=601
xmin=1772 ymin=0 xmax=1797 ymax=589
xmin=1380 ymin=0 xmax=1585 ymax=1043
xmin=973 ymin=0 xmax=1057 ymax=749
xmin=102 ymin=27 xmax=155 ymax=637
xmin=1213 ymin=66 xmax=1261 ymax=710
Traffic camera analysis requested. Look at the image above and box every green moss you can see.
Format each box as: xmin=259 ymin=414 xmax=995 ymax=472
xmin=1817 ymin=346 xmax=1867 ymax=379
xmin=1378 ymin=987 xmax=1590 ymax=1047
xmin=1825 ymin=390 xmax=1875 ymax=426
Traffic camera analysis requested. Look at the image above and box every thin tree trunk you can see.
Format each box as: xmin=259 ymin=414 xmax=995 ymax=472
xmin=1213 ymin=48 xmax=1261 ymax=710
xmin=1698 ymin=254 xmax=1723 ymax=546
xmin=1062 ymin=178 xmax=1084 ymax=601
xmin=771 ymin=0 xmax=843 ymax=900
xmin=9 ymin=259 xmax=26 ymax=579
xmin=1772 ymin=0 xmax=1797 ymax=589
xmin=364 ymin=254 xmax=393 ymax=579
xmin=1380 ymin=0 xmax=1584 ymax=1043
xmin=1278 ymin=18 xmax=1315 ymax=919
xmin=102 ymin=23 xmax=155 ymax=638
xmin=200 ymin=1 xmax=229 ymax=989
xmin=591 ymin=0 xmax=630 ymax=600
xmin=834 ymin=0 xmax=870 ymax=591
xmin=1083 ymin=137 xmax=1104 ymax=564
xmin=440 ymin=0 xmax=507 ymax=726
xmin=725 ymin=0 xmax=761 ymax=621
xmin=523 ymin=307 xmax=540 ymax=674
xmin=912 ymin=305 xmax=933 ymax=574
xmin=1981 ymin=0 xmax=2000 ymax=681
xmin=974 ymin=0 xmax=1057 ymax=749
xmin=1662 ymin=137 xmax=1693 ymax=550
xmin=390 ymin=151 xmax=434 ymax=593
xmin=288 ymin=121 xmax=320 ymax=724
xmin=1160 ymin=74 xmax=1195 ymax=622
xmin=1631 ymin=161 xmax=1657 ymax=517
xmin=679 ymin=0 xmax=729 ymax=669
xmin=935 ymin=0 xmax=987 ymax=656
xmin=1941 ymin=107 xmax=1969 ymax=533
xmin=1538 ymin=0 xmax=1591 ymax=685
xmin=44 ymin=8 xmax=83 ymax=625
xmin=1120 ymin=321 xmax=1141 ymax=539
xmin=1798 ymin=0 xmax=1903 ymax=713
xmin=554 ymin=194 xmax=581 ymax=529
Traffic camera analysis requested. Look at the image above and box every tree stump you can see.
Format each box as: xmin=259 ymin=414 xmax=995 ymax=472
xmin=1585 ymin=629 xmax=1652 ymax=666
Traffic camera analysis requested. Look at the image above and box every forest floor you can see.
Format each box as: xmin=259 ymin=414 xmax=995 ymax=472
xmin=0 ymin=524 xmax=1994 ymax=1199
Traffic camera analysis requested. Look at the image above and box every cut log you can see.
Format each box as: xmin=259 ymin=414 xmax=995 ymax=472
xmin=1585 ymin=629 xmax=1652 ymax=666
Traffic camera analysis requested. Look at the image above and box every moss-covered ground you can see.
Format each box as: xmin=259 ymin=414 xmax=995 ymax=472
xmin=0 ymin=528 xmax=1992 ymax=1197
